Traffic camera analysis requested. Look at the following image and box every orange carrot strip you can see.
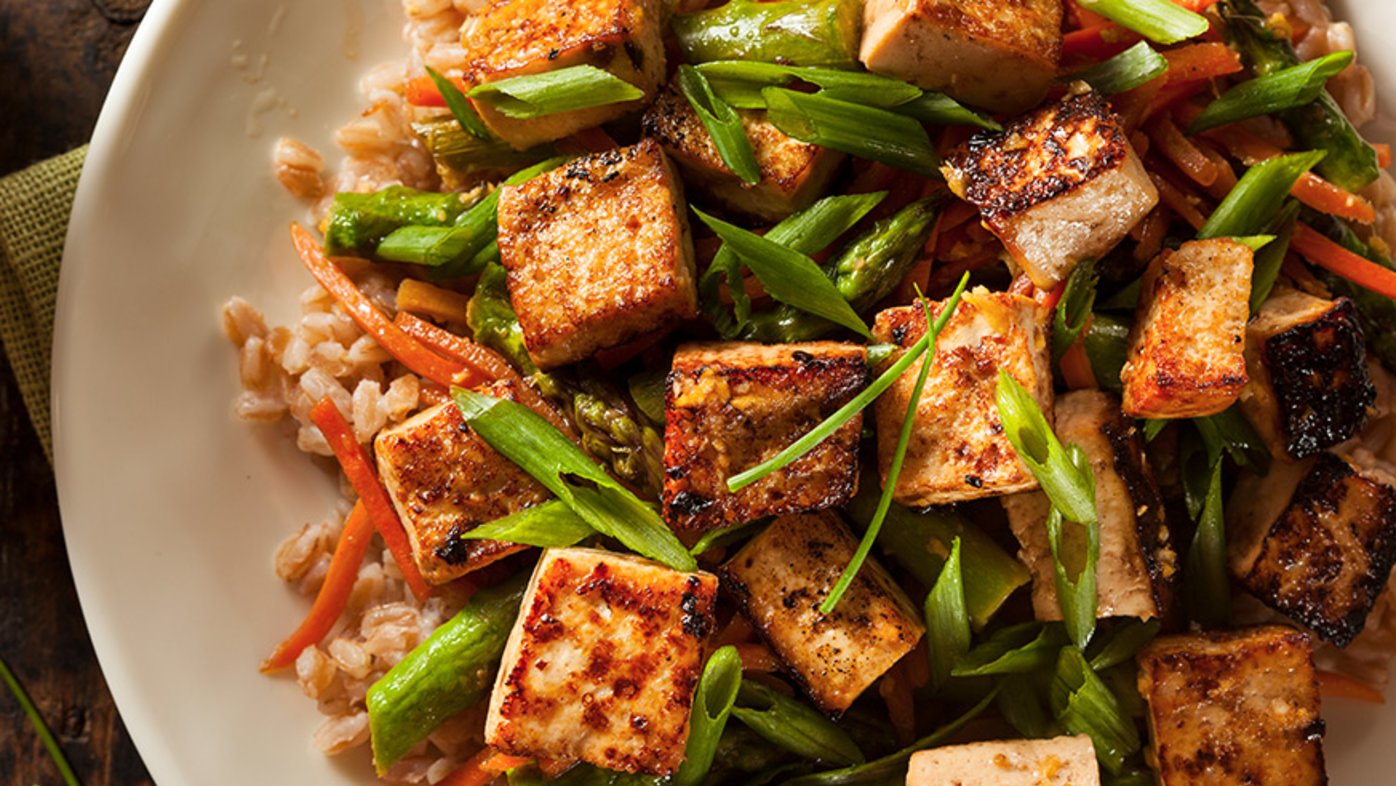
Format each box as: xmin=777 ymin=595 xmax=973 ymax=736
xmin=1317 ymin=670 xmax=1386 ymax=704
xmin=438 ymin=749 xmax=530 ymax=786
xmin=291 ymin=224 xmax=465 ymax=388
xmin=260 ymin=502 xmax=375 ymax=673
xmin=1162 ymin=42 xmax=1242 ymax=84
xmin=1061 ymin=328 xmax=1099 ymax=391
xmin=393 ymin=312 xmax=517 ymax=385
xmin=1149 ymin=115 xmax=1218 ymax=187
xmin=404 ymin=74 xmax=449 ymax=108
xmin=1292 ymin=172 xmax=1377 ymax=224
xmin=1196 ymin=142 xmax=1238 ymax=201
xmin=310 ymin=397 xmax=433 ymax=601
xmin=1133 ymin=206 xmax=1172 ymax=263
xmin=1375 ymin=143 xmax=1391 ymax=169
xmin=1037 ymin=279 xmax=1069 ymax=311
xmin=1292 ymin=224 xmax=1396 ymax=299
xmin=1149 ymin=171 xmax=1210 ymax=230
xmin=735 ymin=642 xmax=781 ymax=673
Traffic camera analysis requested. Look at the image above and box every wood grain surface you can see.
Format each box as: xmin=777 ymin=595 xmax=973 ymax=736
xmin=0 ymin=1 xmax=155 ymax=783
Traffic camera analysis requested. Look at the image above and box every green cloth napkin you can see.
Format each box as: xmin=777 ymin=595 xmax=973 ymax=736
xmin=0 ymin=146 xmax=87 ymax=464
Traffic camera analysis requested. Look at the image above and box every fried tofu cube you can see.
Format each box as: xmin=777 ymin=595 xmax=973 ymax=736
xmin=941 ymin=92 xmax=1158 ymax=289
xmin=458 ymin=0 xmax=665 ymax=149
xmin=662 ymin=341 xmax=868 ymax=531
xmin=374 ymin=383 xmax=549 ymax=585
xmin=871 ymin=288 xmax=1052 ymax=506
xmin=485 ymin=547 xmax=718 ymax=774
xmin=498 ymin=140 xmax=698 ymax=370
xmin=1239 ymin=289 xmax=1375 ymax=459
xmin=1136 ymin=626 xmax=1327 ymax=786
xmin=907 ymin=735 xmax=1100 ymax=786
xmin=1003 ymin=391 xmax=1179 ymax=622
xmin=643 ymin=81 xmax=844 ymax=221
xmin=1121 ymin=238 xmax=1253 ymax=419
xmin=860 ymin=0 xmax=1062 ymax=114
xmin=1228 ymin=450 xmax=1396 ymax=646
xmin=720 ymin=511 xmax=924 ymax=714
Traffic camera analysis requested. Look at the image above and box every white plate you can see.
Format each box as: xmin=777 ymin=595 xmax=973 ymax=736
xmin=52 ymin=0 xmax=1396 ymax=783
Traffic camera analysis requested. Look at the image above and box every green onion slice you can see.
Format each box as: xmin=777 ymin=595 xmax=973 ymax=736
xmin=1189 ymin=51 xmax=1355 ymax=134
xmin=1086 ymin=618 xmax=1162 ymax=672
xmin=1053 ymin=258 xmax=1099 ymax=365
xmin=452 ymin=389 xmax=694 ymax=571
xmin=995 ymin=371 xmax=1098 ymax=526
xmin=1251 ymin=200 xmax=1301 ymax=312
xmin=1199 ymin=150 xmax=1324 ymax=239
xmin=469 ymin=65 xmax=644 ymax=119
xmin=674 ymin=647 xmax=744 ymax=786
xmin=1078 ymin=0 xmax=1209 ymax=45
xmin=688 ymin=519 xmax=766 ymax=557
xmin=1069 ymin=41 xmax=1169 ymax=96
xmin=762 ymin=87 xmax=941 ymax=176
xmin=1045 ymin=455 xmax=1101 ymax=650
xmin=692 ymin=208 xmax=872 ymax=338
xmin=458 ymin=499 xmax=594 ymax=548
xmin=426 ymin=155 xmax=569 ymax=280
xmin=1185 ymin=460 xmax=1230 ymax=627
xmin=1050 ymin=647 xmax=1142 ymax=775
xmin=425 ymin=66 xmax=492 ymax=140
xmin=924 ymin=537 xmax=971 ymax=691
xmin=0 ymin=656 xmax=81 ymax=786
xmin=732 ymin=680 xmax=864 ymax=766
xmin=678 ymin=64 xmax=761 ymax=185
xmin=953 ymin=622 xmax=1070 ymax=677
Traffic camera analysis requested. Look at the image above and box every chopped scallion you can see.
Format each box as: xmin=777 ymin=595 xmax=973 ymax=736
xmin=1053 ymin=258 xmax=1098 ymax=365
xmin=1199 ymin=150 xmax=1325 ymax=239
xmin=1188 ymin=51 xmax=1355 ymax=134
xmin=674 ymin=647 xmax=744 ymax=786
xmin=1185 ymin=460 xmax=1231 ymax=627
xmin=1050 ymin=647 xmax=1141 ymax=775
xmin=425 ymin=66 xmax=492 ymax=140
xmin=458 ymin=499 xmax=594 ymax=548
xmin=1069 ymin=41 xmax=1169 ymax=96
xmin=469 ymin=65 xmax=643 ymax=120
xmin=762 ymin=88 xmax=941 ymax=176
xmin=1250 ymin=200 xmax=1301 ymax=312
xmin=731 ymin=680 xmax=864 ymax=766
xmin=1044 ymin=456 xmax=1101 ymax=650
xmin=995 ymin=372 xmax=1097 ymax=526
xmin=678 ymin=65 xmax=761 ymax=185
xmin=924 ymin=537 xmax=970 ymax=691
xmin=953 ymin=622 xmax=1070 ymax=677
xmin=1078 ymin=0 xmax=1209 ymax=45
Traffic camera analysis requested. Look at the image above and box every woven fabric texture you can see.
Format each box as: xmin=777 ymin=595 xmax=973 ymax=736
xmin=0 ymin=146 xmax=87 ymax=463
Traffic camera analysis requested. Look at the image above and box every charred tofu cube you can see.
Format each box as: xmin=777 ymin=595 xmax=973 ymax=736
xmin=663 ymin=342 xmax=868 ymax=531
xmin=498 ymin=140 xmax=698 ymax=370
xmin=485 ymin=547 xmax=718 ymax=774
xmin=871 ymin=288 xmax=1052 ymax=506
xmin=458 ymin=0 xmax=665 ymax=149
xmin=643 ymin=82 xmax=844 ymax=221
xmin=907 ymin=735 xmax=1100 ymax=786
xmin=1136 ymin=626 xmax=1327 ymax=786
xmin=860 ymin=0 xmax=1062 ymax=114
xmin=720 ymin=511 xmax=924 ymax=714
xmin=1240 ymin=289 xmax=1375 ymax=459
xmin=374 ymin=383 xmax=549 ymax=585
xmin=1003 ymin=391 xmax=1179 ymax=622
xmin=942 ymin=92 xmax=1157 ymax=289
xmin=1121 ymin=238 xmax=1253 ymax=419
xmin=1228 ymin=450 xmax=1396 ymax=646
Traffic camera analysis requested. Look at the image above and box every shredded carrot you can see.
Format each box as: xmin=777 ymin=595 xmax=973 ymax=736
xmin=879 ymin=660 xmax=917 ymax=746
xmin=1317 ymin=670 xmax=1386 ymax=704
xmin=260 ymin=502 xmax=375 ymax=673
xmin=438 ymin=749 xmax=530 ymax=786
xmin=393 ymin=312 xmax=517 ymax=385
xmin=1037 ymin=279 xmax=1069 ymax=311
xmin=1209 ymin=126 xmax=1376 ymax=222
xmin=1149 ymin=115 xmax=1218 ymax=188
xmin=1376 ymin=143 xmax=1392 ymax=169
xmin=1292 ymin=224 xmax=1396 ymax=299
xmin=1174 ymin=0 xmax=1222 ymax=10
xmin=1162 ymin=42 xmax=1243 ymax=84
xmin=1195 ymin=143 xmax=1239 ymax=201
xmin=404 ymin=74 xmax=449 ymax=108
xmin=290 ymin=224 xmax=465 ymax=388
xmin=734 ymin=642 xmax=781 ymax=673
xmin=1149 ymin=170 xmax=1210 ymax=230
xmin=1061 ymin=322 xmax=1099 ymax=391
xmin=1145 ymin=82 xmax=1207 ymax=121
xmin=310 ymin=397 xmax=433 ymax=601
xmin=1132 ymin=206 xmax=1172 ymax=263
xmin=396 ymin=278 xmax=475 ymax=325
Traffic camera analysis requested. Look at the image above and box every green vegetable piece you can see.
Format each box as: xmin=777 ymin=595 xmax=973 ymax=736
xmin=468 ymin=65 xmax=642 ymax=119
xmin=695 ymin=61 xmax=923 ymax=109
xmin=1 ymin=655 xmax=81 ymax=786
xmin=1086 ymin=618 xmax=1162 ymax=672
xmin=412 ymin=118 xmax=554 ymax=182
xmin=1250 ymin=200 xmax=1301 ymax=312
xmin=675 ymin=647 xmax=745 ymax=786
xmin=996 ymin=673 xmax=1059 ymax=739
xmin=1053 ymin=258 xmax=1098 ymax=365
xmin=429 ymin=155 xmax=569 ymax=280
xmin=452 ymin=389 xmax=694 ymax=571
xmin=1045 ymin=448 xmax=1101 ymax=649
xmin=1078 ymin=0 xmax=1209 ymax=44
xmin=692 ymin=207 xmax=873 ymax=339
xmin=425 ymin=65 xmax=492 ymax=140
xmin=678 ymin=65 xmax=761 ymax=185
xmin=1302 ymin=212 xmax=1396 ymax=369
xmin=1189 ymin=51 xmax=1354 ymax=134
xmin=467 ymin=263 xmax=533 ymax=371
xmin=1069 ymin=41 xmax=1169 ymax=96
xmin=323 ymin=186 xmax=477 ymax=257
xmin=672 ymin=0 xmax=863 ymax=68
xmin=627 ymin=369 xmax=667 ymax=425
xmin=995 ymin=371 xmax=1098 ymax=526
xmin=953 ymin=622 xmax=1070 ymax=677
xmin=689 ymin=519 xmax=767 ymax=557
xmin=1084 ymin=313 xmax=1131 ymax=394
xmin=459 ymin=498 xmax=594 ymax=548
xmin=924 ymin=537 xmax=970 ymax=691
xmin=892 ymin=92 xmax=1002 ymax=130
xmin=1184 ymin=460 xmax=1230 ymax=627
xmin=367 ymin=576 xmax=527 ymax=772
xmin=732 ymin=680 xmax=864 ymax=767
xmin=763 ymin=88 xmax=941 ymax=176
xmin=1200 ymin=150 xmax=1324 ymax=239
xmin=1049 ymin=647 xmax=1141 ymax=775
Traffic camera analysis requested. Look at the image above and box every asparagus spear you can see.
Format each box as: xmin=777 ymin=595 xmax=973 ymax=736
xmin=467 ymin=263 xmax=666 ymax=496
xmin=672 ymin=0 xmax=863 ymax=69
xmin=1220 ymin=0 xmax=1380 ymax=191
xmin=413 ymin=117 xmax=556 ymax=190
xmin=323 ymin=186 xmax=481 ymax=257
xmin=741 ymin=197 xmax=944 ymax=343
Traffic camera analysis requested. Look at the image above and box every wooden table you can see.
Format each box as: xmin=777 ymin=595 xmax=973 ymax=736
xmin=0 ymin=0 xmax=154 ymax=783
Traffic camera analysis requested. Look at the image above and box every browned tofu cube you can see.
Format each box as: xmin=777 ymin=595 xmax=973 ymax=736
xmin=942 ymin=92 xmax=1158 ymax=289
xmin=907 ymin=735 xmax=1100 ymax=786
xmin=643 ymin=81 xmax=844 ymax=221
xmin=1121 ymin=238 xmax=1253 ymax=419
xmin=498 ymin=140 xmax=698 ymax=370
xmin=1228 ymin=450 xmax=1396 ymax=646
xmin=485 ymin=547 xmax=718 ymax=775
xmin=1137 ymin=626 xmax=1327 ymax=786
xmin=1240 ymin=289 xmax=1375 ymax=459
xmin=373 ymin=382 xmax=549 ymax=585
xmin=458 ymin=0 xmax=665 ymax=149
xmin=662 ymin=341 xmax=868 ymax=531
xmin=871 ymin=288 xmax=1052 ymax=506
xmin=720 ymin=511 xmax=924 ymax=714
xmin=1003 ymin=391 xmax=1179 ymax=623
xmin=860 ymin=0 xmax=1062 ymax=113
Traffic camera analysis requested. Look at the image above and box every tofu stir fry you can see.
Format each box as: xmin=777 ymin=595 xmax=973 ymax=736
xmin=236 ymin=0 xmax=1396 ymax=783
